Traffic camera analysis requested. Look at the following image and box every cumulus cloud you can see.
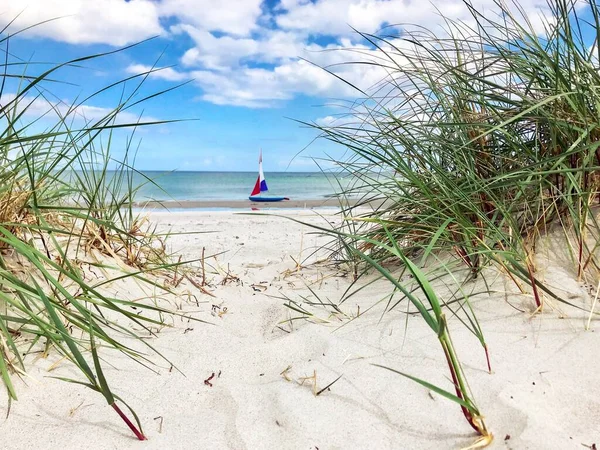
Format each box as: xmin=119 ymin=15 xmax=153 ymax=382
xmin=184 ymin=36 xmax=410 ymax=107
xmin=126 ymin=64 xmax=190 ymax=82
xmin=275 ymin=0 xmax=552 ymax=37
xmin=163 ymin=0 xmax=555 ymax=107
xmin=0 ymin=0 xmax=163 ymax=46
xmin=188 ymin=45 xmax=392 ymax=108
xmin=0 ymin=0 xmax=263 ymax=45
xmin=173 ymin=25 xmax=304 ymax=70
xmin=315 ymin=115 xmax=337 ymax=126
xmin=1 ymin=93 xmax=160 ymax=125
xmin=1 ymin=0 xmax=561 ymax=107
xmin=157 ymin=0 xmax=263 ymax=36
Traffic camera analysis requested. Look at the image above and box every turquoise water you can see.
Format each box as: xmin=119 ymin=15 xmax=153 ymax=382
xmin=127 ymin=171 xmax=343 ymax=202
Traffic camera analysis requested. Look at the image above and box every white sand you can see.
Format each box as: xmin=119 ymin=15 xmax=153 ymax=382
xmin=1 ymin=210 xmax=599 ymax=449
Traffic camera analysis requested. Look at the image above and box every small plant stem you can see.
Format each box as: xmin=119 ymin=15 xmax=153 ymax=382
xmin=201 ymin=246 xmax=206 ymax=286
xmin=437 ymin=315 xmax=489 ymax=437
xmin=442 ymin=342 xmax=478 ymax=432
xmin=577 ymin=233 xmax=583 ymax=281
xmin=484 ymin=344 xmax=491 ymax=374
xmin=585 ymin=280 xmax=600 ymax=331
xmin=526 ymin=262 xmax=542 ymax=309
xmin=111 ymin=403 xmax=146 ymax=441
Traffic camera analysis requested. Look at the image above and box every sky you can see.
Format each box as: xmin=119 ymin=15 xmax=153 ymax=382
xmin=0 ymin=0 xmax=560 ymax=172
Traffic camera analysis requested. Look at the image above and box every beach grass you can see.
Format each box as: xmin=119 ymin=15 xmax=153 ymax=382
xmin=0 ymin=33 xmax=198 ymax=439
xmin=302 ymin=0 xmax=600 ymax=442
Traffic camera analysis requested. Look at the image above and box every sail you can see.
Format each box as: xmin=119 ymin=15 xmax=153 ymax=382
xmin=250 ymin=149 xmax=268 ymax=196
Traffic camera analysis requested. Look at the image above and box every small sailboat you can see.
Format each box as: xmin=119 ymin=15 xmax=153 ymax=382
xmin=249 ymin=150 xmax=289 ymax=202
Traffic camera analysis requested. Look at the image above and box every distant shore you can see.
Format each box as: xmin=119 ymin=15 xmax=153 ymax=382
xmin=134 ymin=197 xmax=363 ymax=209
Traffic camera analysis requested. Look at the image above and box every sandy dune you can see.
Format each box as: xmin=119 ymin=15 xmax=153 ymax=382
xmin=1 ymin=210 xmax=599 ymax=449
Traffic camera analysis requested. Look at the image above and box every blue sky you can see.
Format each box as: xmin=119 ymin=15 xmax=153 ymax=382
xmin=1 ymin=0 xmax=560 ymax=172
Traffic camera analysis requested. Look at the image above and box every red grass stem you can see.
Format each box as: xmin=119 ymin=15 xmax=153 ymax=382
xmin=111 ymin=403 xmax=147 ymax=441
xmin=526 ymin=263 xmax=542 ymax=309
xmin=442 ymin=343 xmax=480 ymax=434
xmin=484 ymin=344 xmax=491 ymax=374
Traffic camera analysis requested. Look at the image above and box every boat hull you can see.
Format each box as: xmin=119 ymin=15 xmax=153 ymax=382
xmin=249 ymin=196 xmax=289 ymax=202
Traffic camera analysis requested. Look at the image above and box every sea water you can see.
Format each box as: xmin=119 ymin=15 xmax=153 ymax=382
xmin=123 ymin=171 xmax=345 ymax=202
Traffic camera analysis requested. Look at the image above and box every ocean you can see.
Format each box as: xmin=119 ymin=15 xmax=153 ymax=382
xmin=125 ymin=171 xmax=344 ymax=202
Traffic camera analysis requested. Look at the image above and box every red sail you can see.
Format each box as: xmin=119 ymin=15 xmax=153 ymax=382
xmin=250 ymin=175 xmax=261 ymax=196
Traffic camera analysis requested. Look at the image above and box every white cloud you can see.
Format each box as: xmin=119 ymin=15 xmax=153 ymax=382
xmin=276 ymin=0 xmax=554 ymax=37
xmin=126 ymin=64 xmax=190 ymax=82
xmin=1 ymin=93 xmax=160 ymax=125
xmin=1 ymin=0 xmax=566 ymax=108
xmin=158 ymin=0 xmax=263 ymax=36
xmin=315 ymin=115 xmax=337 ymax=126
xmin=74 ymin=104 xmax=160 ymax=124
xmin=0 ymin=0 xmax=163 ymax=46
xmin=163 ymin=0 xmax=557 ymax=107
xmin=189 ymin=55 xmax=385 ymax=108
xmin=173 ymin=25 xmax=305 ymax=70
xmin=186 ymin=38 xmax=402 ymax=107
xmin=0 ymin=0 xmax=264 ymax=45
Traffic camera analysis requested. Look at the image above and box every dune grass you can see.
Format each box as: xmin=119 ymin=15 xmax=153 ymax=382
xmin=297 ymin=0 xmax=600 ymax=443
xmin=0 ymin=33 xmax=199 ymax=439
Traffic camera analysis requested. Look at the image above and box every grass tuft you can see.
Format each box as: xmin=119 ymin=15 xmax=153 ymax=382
xmin=297 ymin=0 xmax=600 ymax=443
xmin=0 ymin=30 xmax=202 ymax=439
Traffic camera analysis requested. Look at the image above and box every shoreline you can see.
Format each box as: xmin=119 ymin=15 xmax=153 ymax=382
xmin=134 ymin=197 xmax=362 ymax=210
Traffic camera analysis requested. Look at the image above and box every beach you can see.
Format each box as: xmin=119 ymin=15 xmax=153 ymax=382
xmin=5 ymin=1 xmax=600 ymax=449
xmin=1 ymin=209 xmax=599 ymax=450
